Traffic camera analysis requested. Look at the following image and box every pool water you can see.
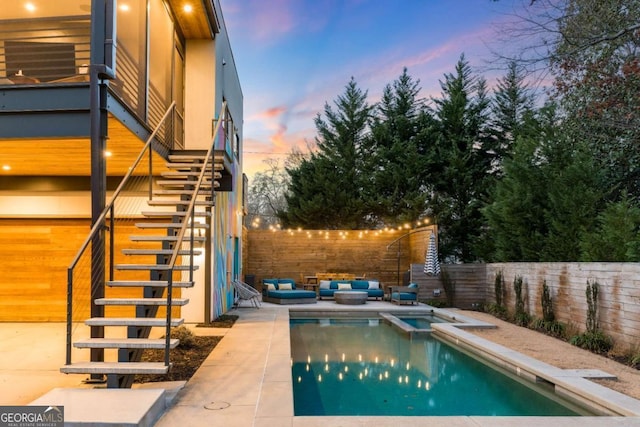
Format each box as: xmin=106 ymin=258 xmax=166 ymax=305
xmin=290 ymin=318 xmax=584 ymax=416
xmin=398 ymin=316 xmax=446 ymax=329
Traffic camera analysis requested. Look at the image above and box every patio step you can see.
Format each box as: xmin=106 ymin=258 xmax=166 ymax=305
xmin=73 ymin=338 xmax=179 ymax=349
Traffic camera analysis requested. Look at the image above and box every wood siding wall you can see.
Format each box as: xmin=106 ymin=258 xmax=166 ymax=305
xmin=0 ymin=219 xmax=182 ymax=322
xmin=409 ymin=263 xmax=486 ymax=309
xmin=245 ymin=227 xmax=435 ymax=290
xmin=486 ymin=263 xmax=640 ymax=352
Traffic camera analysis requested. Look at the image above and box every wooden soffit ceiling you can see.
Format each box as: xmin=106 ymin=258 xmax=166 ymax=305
xmin=0 ymin=117 xmax=169 ymax=177
xmin=168 ymin=0 xmax=219 ymax=39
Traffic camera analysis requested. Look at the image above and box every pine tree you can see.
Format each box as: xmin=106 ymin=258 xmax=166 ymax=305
xmin=281 ymin=78 xmax=372 ymax=229
xmin=428 ymin=55 xmax=493 ymax=262
xmin=489 ymin=61 xmax=535 ymax=173
xmin=367 ymin=68 xmax=429 ymax=225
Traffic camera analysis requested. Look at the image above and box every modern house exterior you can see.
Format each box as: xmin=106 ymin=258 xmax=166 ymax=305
xmin=0 ymin=0 xmax=243 ymax=387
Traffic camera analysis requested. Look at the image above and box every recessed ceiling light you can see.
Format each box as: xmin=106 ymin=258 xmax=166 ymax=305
xmin=2 ymin=165 xmax=11 ymax=171
xmin=184 ymin=4 xmax=193 ymax=13
xmin=104 ymin=151 xmax=112 ymax=158
xmin=119 ymin=4 xmax=130 ymax=12
xmin=25 ymin=2 xmax=36 ymax=12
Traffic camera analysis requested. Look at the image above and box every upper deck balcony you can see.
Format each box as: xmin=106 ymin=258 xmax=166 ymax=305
xmin=0 ymin=1 xmax=236 ymax=185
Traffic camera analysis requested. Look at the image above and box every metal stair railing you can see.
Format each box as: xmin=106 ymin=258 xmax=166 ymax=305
xmin=64 ymin=100 xmax=230 ymax=371
xmin=65 ymin=101 xmax=176 ymax=366
xmin=161 ymin=100 xmax=229 ymax=365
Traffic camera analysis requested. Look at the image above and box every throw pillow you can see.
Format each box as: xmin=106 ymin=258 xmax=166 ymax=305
xmin=408 ymin=283 xmax=418 ymax=289
xmin=266 ymin=283 xmax=276 ymax=290
xmin=337 ymin=283 xmax=352 ymax=290
xmin=278 ymin=283 xmax=293 ymax=290
xmin=319 ymin=280 xmax=331 ymax=289
xmin=368 ymin=281 xmax=380 ymax=289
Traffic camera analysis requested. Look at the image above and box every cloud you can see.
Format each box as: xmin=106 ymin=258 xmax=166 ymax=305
xmin=258 ymin=106 xmax=287 ymax=120
xmin=226 ymin=0 xmax=334 ymax=45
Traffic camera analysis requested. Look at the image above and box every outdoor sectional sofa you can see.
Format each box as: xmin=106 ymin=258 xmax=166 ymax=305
xmin=261 ymin=278 xmax=317 ymax=304
xmin=318 ymin=279 xmax=384 ymax=300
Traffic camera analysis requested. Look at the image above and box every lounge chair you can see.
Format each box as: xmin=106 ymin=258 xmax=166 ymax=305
xmin=389 ymin=283 xmax=419 ymax=305
xmin=232 ymin=280 xmax=262 ymax=308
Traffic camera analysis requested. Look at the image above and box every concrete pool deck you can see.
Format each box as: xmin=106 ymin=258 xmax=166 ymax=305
xmin=3 ymin=300 xmax=640 ymax=426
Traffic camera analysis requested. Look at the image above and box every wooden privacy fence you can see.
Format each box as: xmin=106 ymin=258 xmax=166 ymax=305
xmin=486 ymin=263 xmax=640 ymax=352
xmin=244 ymin=226 xmax=437 ymax=291
xmin=244 ymin=228 xmax=639 ymax=352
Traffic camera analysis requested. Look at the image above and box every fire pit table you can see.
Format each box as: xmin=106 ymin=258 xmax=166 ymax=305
xmin=334 ymin=290 xmax=368 ymax=305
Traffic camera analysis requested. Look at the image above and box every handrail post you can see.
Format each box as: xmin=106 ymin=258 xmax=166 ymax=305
xmin=165 ymin=272 xmax=173 ymax=366
xmin=148 ymin=145 xmax=153 ymax=201
xmin=109 ymin=205 xmax=115 ymax=281
xmin=189 ymin=210 xmax=195 ymax=282
xmin=65 ymin=268 xmax=73 ymax=365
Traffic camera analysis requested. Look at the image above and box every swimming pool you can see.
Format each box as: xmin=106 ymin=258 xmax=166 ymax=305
xmin=290 ymin=317 xmax=589 ymax=416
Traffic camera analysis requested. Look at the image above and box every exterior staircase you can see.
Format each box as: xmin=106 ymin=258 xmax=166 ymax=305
xmin=61 ymin=150 xmax=222 ymax=388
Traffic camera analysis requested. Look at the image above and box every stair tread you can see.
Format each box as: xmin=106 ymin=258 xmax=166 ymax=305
xmin=115 ymin=264 xmax=199 ymax=271
xmin=147 ymin=199 xmax=213 ymax=206
xmin=166 ymin=165 xmax=222 ymax=173
xmin=156 ymin=181 xmax=216 ymax=188
xmin=73 ymin=338 xmax=179 ymax=349
xmin=135 ymin=222 xmax=209 ymax=229
xmin=129 ymin=235 xmax=206 ymax=241
xmin=122 ymin=249 xmax=202 ymax=255
xmin=153 ymin=190 xmax=212 ymax=195
xmin=168 ymin=154 xmax=207 ymax=161
xmin=60 ymin=362 xmax=170 ymax=375
xmin=85 ymin=317 xmax=184 ymax=327
xmin=141 ymin=211 xmax=211 ymax=217
xmin=95 ymin=297 xmax=189 ymax=306
xmin=161 ymin=171 xmax=221 ymax=177
xmin=107 ymin=280 xmax=194 ymax=288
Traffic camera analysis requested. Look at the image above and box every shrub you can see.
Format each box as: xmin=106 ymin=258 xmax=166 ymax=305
xmin=487 ymin=270 xmax=508 ymax=319
xmin=540 ymin=281 xmax=554 ymax=323
xmin=495 ymin=270 xmax=505 ymax=308
xmin=440 ymin=270 xmax=456 ymax=307
xmin=513 ymin=275 xmax=531 ymax=327
xmin=170 ymin=326 xmax=196 ymax=349
xmin=531 ymin=281 xmax=566 ymax=338
xmin=569 ymin=280 xmax=613 ymax=354
xmin=569 ymin=330 xmax=613 ymax=354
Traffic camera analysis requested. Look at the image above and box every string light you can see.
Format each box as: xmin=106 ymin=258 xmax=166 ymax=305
xmin=247 ymin=215 xmax=432 ymax=233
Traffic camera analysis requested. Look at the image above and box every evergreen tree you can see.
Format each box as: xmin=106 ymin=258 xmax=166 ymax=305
xmin=428 ymin=55 xmax=493 ymax=262
xmin=580 ymin=193 xmax=640 ymax=262
xmin=541 ymin=139 xmax=603 ymax=261
xmin=281 ymin=78 xmax=372 ymax=228
xmin=367 ymin=68 xmax=429 ymax=225
xmin=489 ymin=61 xmax=535 ymax=174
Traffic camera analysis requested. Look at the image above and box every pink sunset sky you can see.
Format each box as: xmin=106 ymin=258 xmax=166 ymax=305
xmin=223 ymin=0 xmax=531 ymax=178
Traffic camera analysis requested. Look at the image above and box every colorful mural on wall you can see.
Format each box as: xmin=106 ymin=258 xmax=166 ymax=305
xmin=211 ymin=124 xmax=242 ymax=318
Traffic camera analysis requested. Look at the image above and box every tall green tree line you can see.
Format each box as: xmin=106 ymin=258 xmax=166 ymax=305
xmin=273 ymin=0 xmax=640 ymax=262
